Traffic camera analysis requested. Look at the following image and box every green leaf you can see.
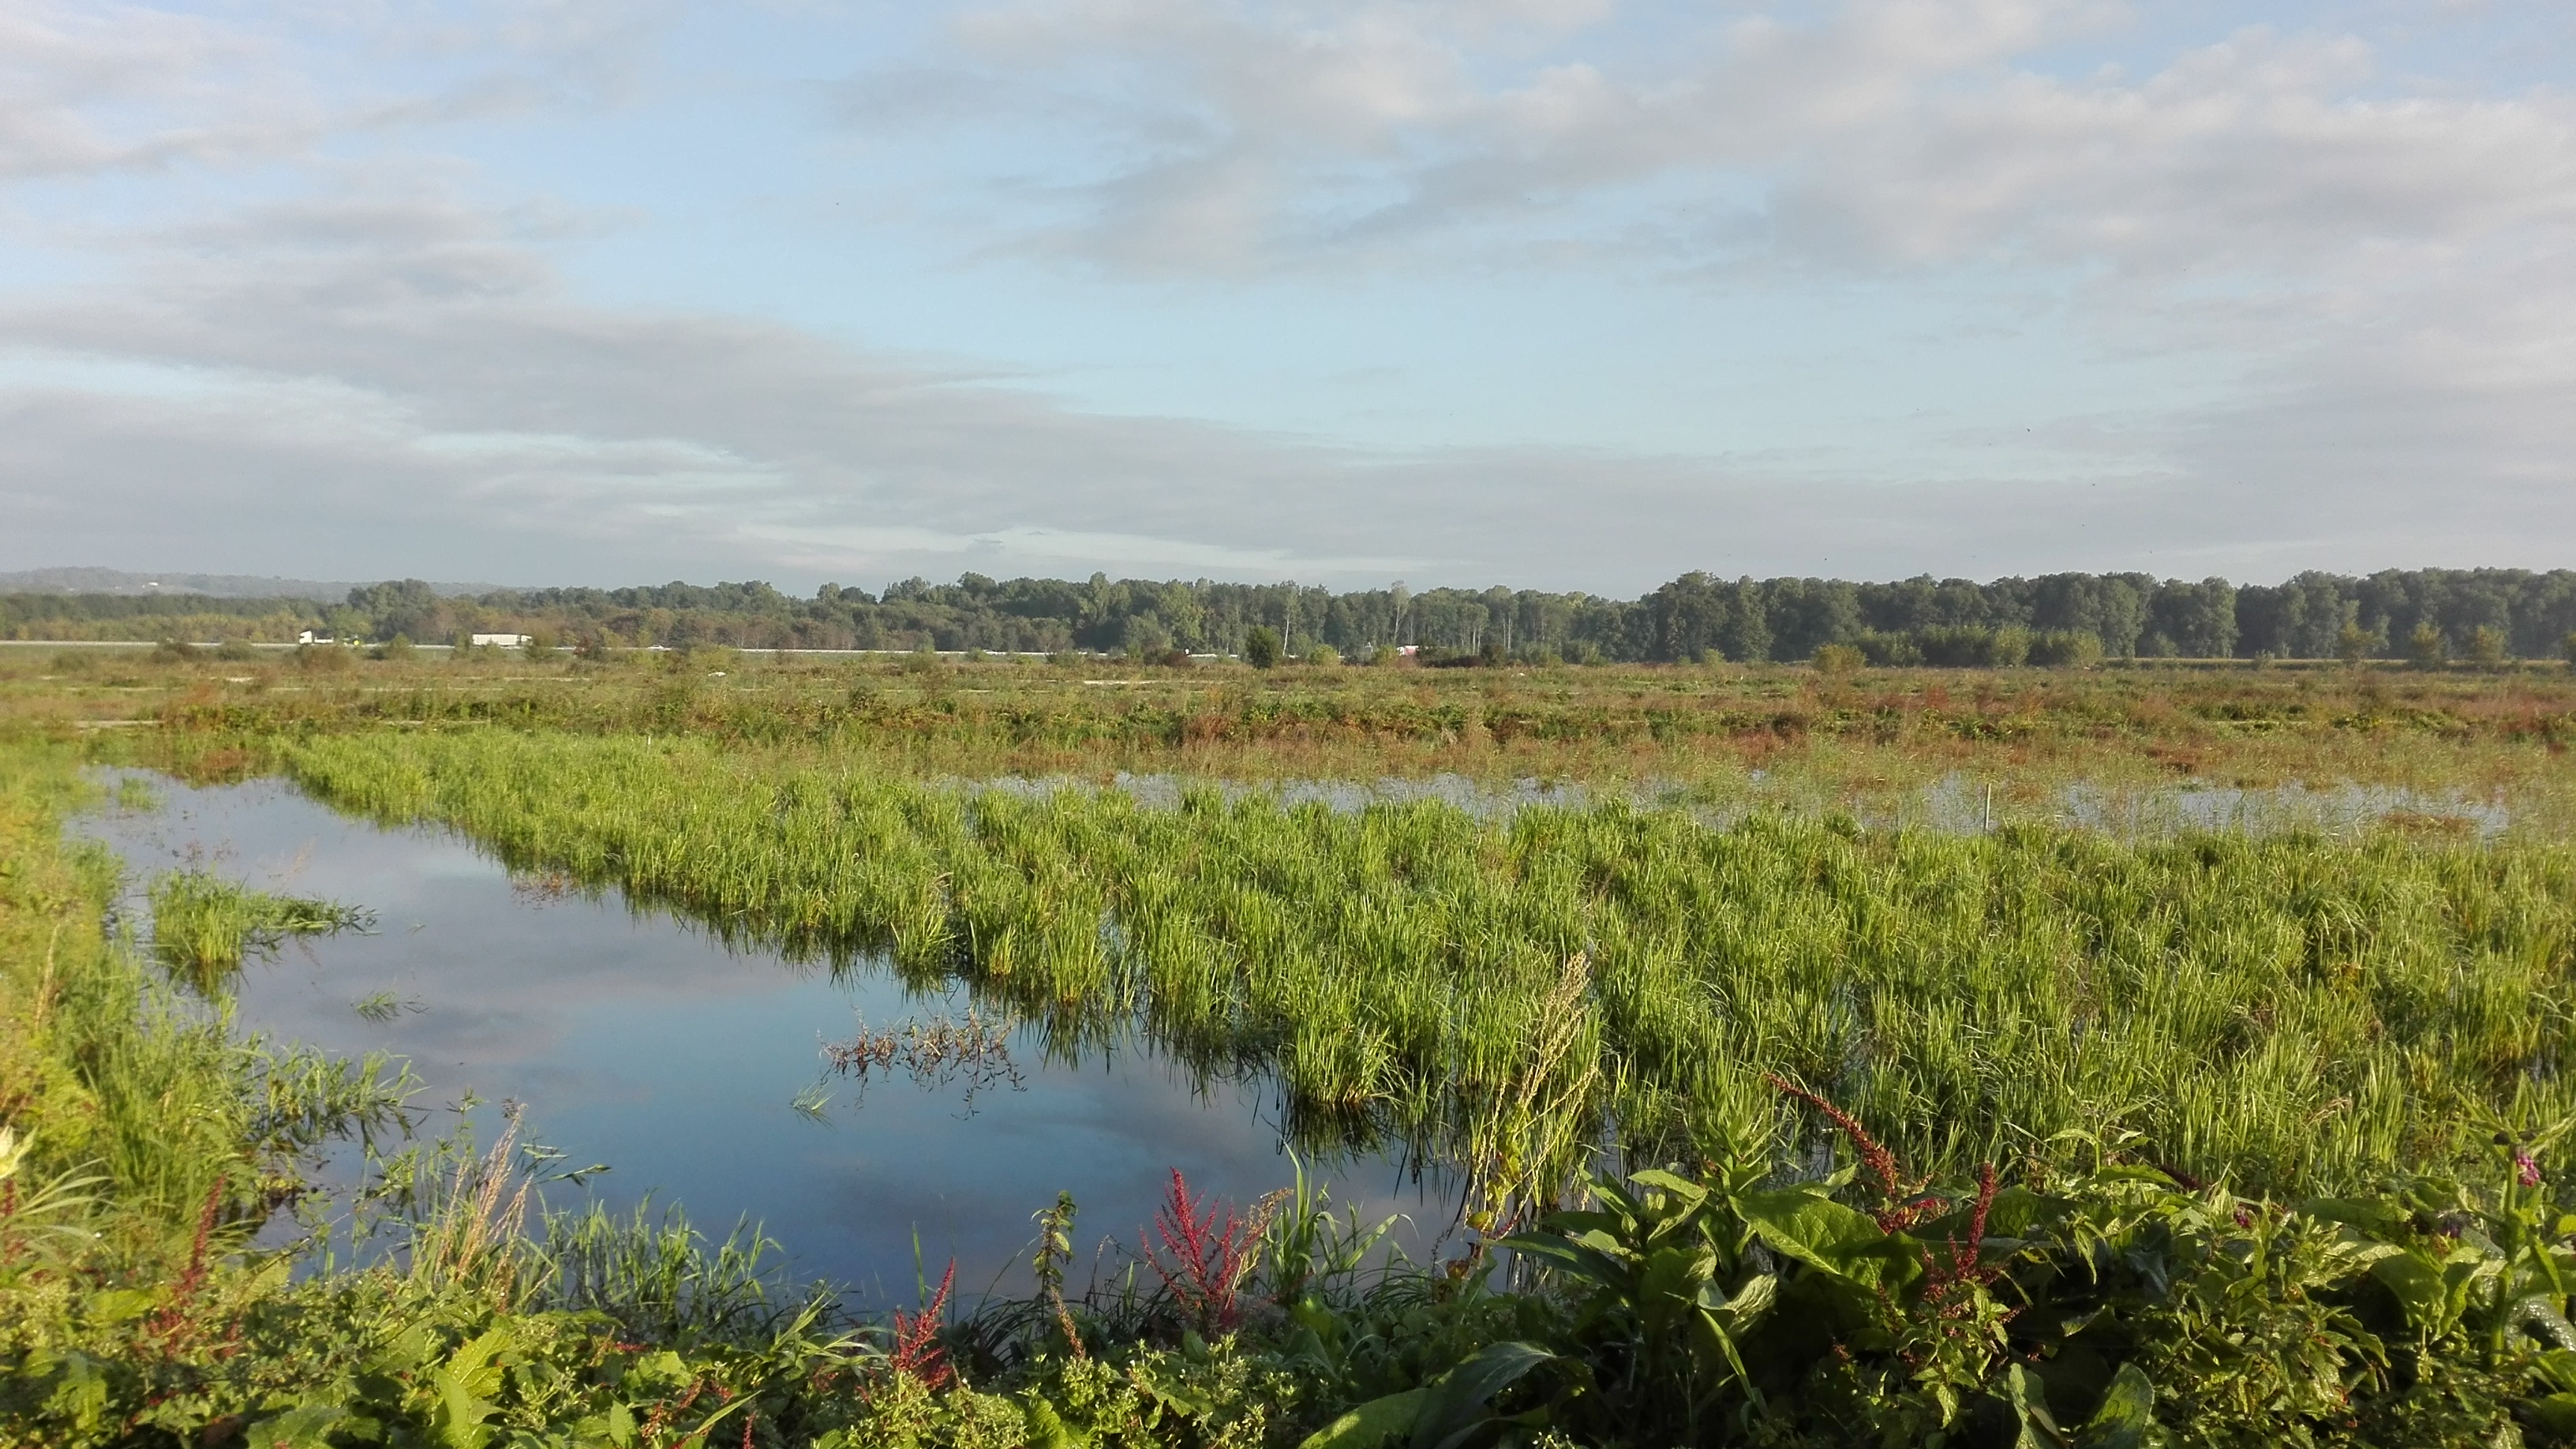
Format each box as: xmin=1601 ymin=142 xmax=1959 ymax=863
xmin=2526 ymin=1392 xmax=2576 ymax=1441
xmin=2002 ymin=1363 xmax=2066 ymax=1449
xmin=1698 ymin=1270 xmax=1777 ymax=1332
xmin=1297 ymin=1388 xmax=1428 ymax=1449
xmin=84 ymin=1288 xmax=155 ymax=1326
xmin=1410 ymin=1341 xmax=1559 ymax=1449
xmin=1624 ymin=1168 xmax=1709 ymax=1208
xmin=2372 ymin=1249 xmax=2467 ymax=1335
xmin=2533 ymin=1349 xmax=2576 ymax=1396
xmin=1735 ymin=1188 xmax=1884 ymax=1278
xmin=429 ymin=1326 xmax=513 ymax=1449
xmin=35 ymin=1350 xmax=108 ymax=1433
xmin=1024 ymin=1396 xmax=1091 ymax=1449
xmin=2519 ymin=1294 xmax=2576 ymax=1351
xmin=631 ymin=1348 xmax=692 ymax=1388
xmin=1638 ymin=1245 xmax=1715 ymax=1339
xmin=1133 ymin=1356 xmax=1217 ymax=1417
xmin=1495 ymin=1232 xmax=1631 ymax=1295
xmin=243 ymin=1404 xmax=384 ymax=1448
xmin=2076 ymin=1364 xmax=2155 ymax=1449
xmin=1295 ymin=1342 xmax=1561 ymax=1449
xmin=1739 ymin=1188 xmax=1930 ymax=1296
xmin=2301 ymin=1196 xmax=2409 ymax=1234
xmin=1686 ymin=1308 xmax=1758 ymax=1403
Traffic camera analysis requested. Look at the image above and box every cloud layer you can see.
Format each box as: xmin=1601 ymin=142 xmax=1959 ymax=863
xmin=5 ymin=1 xmax=2571 ymax=590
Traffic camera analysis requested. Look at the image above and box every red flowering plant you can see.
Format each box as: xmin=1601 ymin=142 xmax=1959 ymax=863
xmin=886 ymin=1260 xmax=957 ymax=1391
xmin=1140 ymin=1169 xmax=1261 ymax=1338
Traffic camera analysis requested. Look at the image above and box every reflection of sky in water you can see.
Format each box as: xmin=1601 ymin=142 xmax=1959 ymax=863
xmin=73 ymin=774 xmax=1449 ymax=1308
xmin=981 ymin=769 xmax=2515 ymax=838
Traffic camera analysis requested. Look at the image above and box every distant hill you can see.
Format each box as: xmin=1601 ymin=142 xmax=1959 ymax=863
xmin=0 ymin=568 xmax=493 ymax=601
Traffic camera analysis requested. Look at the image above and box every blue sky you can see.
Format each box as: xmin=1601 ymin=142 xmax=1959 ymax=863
xmin=3 ymin=0 xmax=2571 ymax=593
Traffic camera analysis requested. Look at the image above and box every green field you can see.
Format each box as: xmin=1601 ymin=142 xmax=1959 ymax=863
xmin=9 ymin=650 xmax=2576 ymax=1446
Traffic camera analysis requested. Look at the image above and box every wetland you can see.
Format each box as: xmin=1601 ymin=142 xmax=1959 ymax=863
xmin=9 ymin=646 xmax=2576 ymax=1447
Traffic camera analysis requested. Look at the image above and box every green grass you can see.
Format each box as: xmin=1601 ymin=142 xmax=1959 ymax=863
xmin=283 ymin=728 xmax=2576 ymax=1210
xmin=144 ymin=868 xmax=372 ymax=994
xmin=23 ymin=676 xmax=2576 ymax=1443
xmin=16 ymin=645 xmax=2576 ymax=829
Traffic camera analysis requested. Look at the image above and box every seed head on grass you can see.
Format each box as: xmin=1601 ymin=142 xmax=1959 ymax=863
xmin=1767 ymin=1073 xmax=1911 ymax=1201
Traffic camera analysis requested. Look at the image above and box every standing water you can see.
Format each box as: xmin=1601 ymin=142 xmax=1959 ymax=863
xmin=76 ymin=772 xmax=1445 ymax=1305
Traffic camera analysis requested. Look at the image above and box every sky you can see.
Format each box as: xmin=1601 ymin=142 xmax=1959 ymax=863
xmin=2 ymin=0 xmax=2571 ymax=596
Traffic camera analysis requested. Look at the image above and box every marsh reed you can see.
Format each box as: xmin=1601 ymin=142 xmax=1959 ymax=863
xmin=284 ymin=730 xmax=2576 ymax=1200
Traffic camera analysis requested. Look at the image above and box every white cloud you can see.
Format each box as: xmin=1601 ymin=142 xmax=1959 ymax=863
xmin=2 ymin=1 xmax=2570 ymax=591
xmin=0 ymin=0 xmax=667 ymax=181
xmin=858 ymin=0 xmax=2576 ymax=283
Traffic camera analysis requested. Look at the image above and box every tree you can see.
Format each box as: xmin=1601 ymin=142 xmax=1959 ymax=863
xmin=2027 ymin=631 xmax=2102 ymax=668
xmin=1121 ymin=614 xmax=1172 ymax=658
xmin=1762 ymin=578 xmax=1862 ymax=661
xmin=1241 ymin=626 xmax=1282 ymax=669
xmin=2031 ymin=573 xmax=2147 ymax=657
xmin=346 ymin=579 xmax=446 ymax=643
xmin=2335 ymin=623 xmax=2377 ymax=666
xmin=2149 ymin=578 xmax=2237 ymax=658
xmin=2407 ymin=621 xmax=2448 ymax=669
xmin=2468 ymin=626 xmax=2507 ymax=669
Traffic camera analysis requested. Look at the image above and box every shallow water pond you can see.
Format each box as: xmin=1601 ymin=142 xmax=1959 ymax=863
xmin=77 ymin=773 xmax=1444 ymax=1305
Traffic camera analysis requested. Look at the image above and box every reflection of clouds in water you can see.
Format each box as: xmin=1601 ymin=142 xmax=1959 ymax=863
xmin=982 ymin=769 xmax=2518 ymax=839
xmin=69 ymin=769 xmax=1427 ymax=1301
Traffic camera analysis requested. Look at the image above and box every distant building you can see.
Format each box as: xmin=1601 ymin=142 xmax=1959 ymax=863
xmin=470 ymin=633 xmax=534 ymax=648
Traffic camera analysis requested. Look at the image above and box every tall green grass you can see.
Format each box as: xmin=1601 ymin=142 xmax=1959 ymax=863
xmin=287 ymin=731 xmax=2576 ymax=1206
xmin=146 ymin=868 xmax=372 ymax=993
xmin=0 ymin=743 xmax=411 ymax=1264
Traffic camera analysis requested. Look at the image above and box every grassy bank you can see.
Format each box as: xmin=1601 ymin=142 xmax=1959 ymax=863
xmin=0 ymin=743 xmax=867 ymax=1446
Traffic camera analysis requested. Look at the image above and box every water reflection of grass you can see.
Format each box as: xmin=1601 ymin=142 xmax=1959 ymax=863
xmin=287 ymin=730 xmax=2576 ymax=1217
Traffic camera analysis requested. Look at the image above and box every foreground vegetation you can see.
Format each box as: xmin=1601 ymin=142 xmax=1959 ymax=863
xmin=9 ymin=652 xmax=2576 ymax=1443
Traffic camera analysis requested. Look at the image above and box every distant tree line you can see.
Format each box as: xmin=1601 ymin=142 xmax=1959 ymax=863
xmin=8 ymin=567 xmax=2576 ymax=665
xmin=0 ymin=592 xmax=322 ymax=645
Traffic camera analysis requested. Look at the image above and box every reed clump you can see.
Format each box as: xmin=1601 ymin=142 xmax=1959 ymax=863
xmin=145 ymin=868 xmax=372 ymax=992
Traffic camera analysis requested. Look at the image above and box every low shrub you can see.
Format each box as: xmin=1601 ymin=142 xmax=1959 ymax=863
xmin=2027 ymin=628 xmax=2105 ymax=667
xmin=1811 ymin=642 xmax=1863 ymax=675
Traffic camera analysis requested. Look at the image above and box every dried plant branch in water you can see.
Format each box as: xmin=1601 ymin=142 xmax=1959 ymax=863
xmin=821 ymin=1007 xmax=1025 ymax=1103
